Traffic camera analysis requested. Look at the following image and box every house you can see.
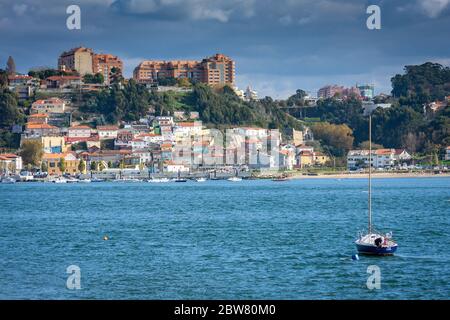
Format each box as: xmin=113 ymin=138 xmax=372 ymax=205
xmin=42 ymin=152 xmax=80 ymax=175
xmin=0 ymin=154 xmax=23 ymax=174
xmin=115 ymin=130 xmax=135 ymax=149
xmin=130 ymin=139 xmax=147 ymax=150
xmin=45 ymin=75 xmax=81 ymax=89
xmin=445 ymin=146 xmax=450 ymax=161
xmin=314 ymin=152 xmax=330 ymax=166
xmin=132 ymin=149 xmax=152 ymax=165
xmin=39 ymin=136 xmax=66 ymax=153
xmin=297 ymin=150 xmax=314 ymax=168
xmin=24 ymin=123 xmax=60 ymax=137
xmin=68 ymin=125 xmax=92 ymax=139
xmin=97 ymin=125 xmax=119 ymax=140
xmin=394 ymin=149 xmax=412 ymax=163
xmin=28 ymin=113 xmax=49 ymax=124
xmin=173 ymin=121 xmax=203 ymax=137
xmin=31 ymin=98 xmax=66 ymax=114
xmin=136 ymin=133 xmax=164 ymax=144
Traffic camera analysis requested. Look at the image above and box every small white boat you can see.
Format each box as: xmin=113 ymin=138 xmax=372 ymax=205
xmin=148 ymin=178 xmax=170 ymax=183
xmin=228 ymin=176 xmax=242 ymax=182
xmin=91 ymin=178 xmax=105 ymax=182
xmin=78 ymin=179 xmax=91 ymax=183
xmin=52 ymin=177 xmax=67 ymax=184
xmin=1 ymin=177 xmax=16 ymax=184
xmin=66 ymin=178 xmax=79 ymax=183
xmin=196 ymin=177 xmax=207 ymax=182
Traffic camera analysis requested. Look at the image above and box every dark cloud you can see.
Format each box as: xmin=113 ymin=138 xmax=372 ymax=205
xmin=0 ymin=0 xmax=449 ymax=97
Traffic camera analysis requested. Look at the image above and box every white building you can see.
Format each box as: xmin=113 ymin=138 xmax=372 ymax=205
xmin=347 ymin=149 xmax=411 ymax=170
xmin=68 ymin=125 xmax=92 ymax=138
xmin=31 ymin=98 xmax=67 ymax=114
xmin=0 ymin=154 xmax=23 ymax=174
xmin=244 ymin=86 xmax=258 ymax=101
xmin=362 ymin=102 xmax=392 ymax=116
xmin=445 ymin=146 xmax=450 ymax=161
xmin=173 ymin=121 xmax=203 ymax=138
xmin=130 ymin=139 xmax=147 ymax=150
xmin=97 ymin=125 xmax=119 ymax=140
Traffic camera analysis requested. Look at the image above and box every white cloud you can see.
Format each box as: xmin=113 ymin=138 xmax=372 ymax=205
xmin=419 ymin=0 xmax=450 ymax=18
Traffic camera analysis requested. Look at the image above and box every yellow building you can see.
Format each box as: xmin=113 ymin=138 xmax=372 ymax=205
xmin=314 ymin=152 xmax=330 ymax=166
xmin=42 ymin=152 xmax=80 ymax=175
xmin=298 ymin=151 xmax=314 ymax=168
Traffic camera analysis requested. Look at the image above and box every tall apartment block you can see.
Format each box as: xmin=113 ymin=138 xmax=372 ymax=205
xmin=58 ymin=47 xmax=123 ymax=83
xmin=93 ymin=54 xmax=123 ymax=84
xmin=133 ymin=53 xmax=235 ymax=86
xmin=58 ymin=47 xmax=94 ymax=76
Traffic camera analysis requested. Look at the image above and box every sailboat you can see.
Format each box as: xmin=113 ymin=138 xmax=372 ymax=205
xmin=355 ymin=114 xmax=398 ymax=256
xmin=174 ymin=170 xmax=187 ymax=182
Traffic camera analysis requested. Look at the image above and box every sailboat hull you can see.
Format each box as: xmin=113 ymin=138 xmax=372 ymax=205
xmin=356 ymin=243 xmax=397 ymax=256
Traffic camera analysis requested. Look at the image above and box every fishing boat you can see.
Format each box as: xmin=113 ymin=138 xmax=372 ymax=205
xmin=52 ymin=177 xmax=67 ymax=184
xmin=174 ymin=170 xmax=187 ymax=182
xmin=355 ymin=114 xmax=398 ymax=256
xmin=228 ymin=176 xmax=242 ymax=182
xmin=91 ymin=177 xmax=105 ymax=183
xmin=195 ymin=177 xmax=207 ymax=182
xmin=1 ymin=177 xmax=16 ymax=184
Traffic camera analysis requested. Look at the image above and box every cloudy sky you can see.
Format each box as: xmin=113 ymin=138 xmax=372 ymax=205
xmin=1 ymin=0 xmax=449 ymax=98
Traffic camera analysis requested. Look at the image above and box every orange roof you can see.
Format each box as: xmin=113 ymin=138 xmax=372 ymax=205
xmin=29 ymin=113 xmax=48 ymax=118
xmin=33 ymin=98 xmax=64 ymax=104
xmin=26 ymin=123 xmax=58 ymax=129
xmin=375 ymin=149 xmax=393 ymax=155
xmin=0 ymin=153 xmax=20 ymax=159
xmin=177 ymin=122 xmax=196 ymax=127
xmin=42 ymin=153 xmax=64 ymax=160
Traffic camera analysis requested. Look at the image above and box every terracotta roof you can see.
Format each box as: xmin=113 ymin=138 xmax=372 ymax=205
xmin=33 ymin=98 xmax=64 ymax=104
xmin=28 ymin=113 xmax=48 ymax=118
xmin=26 ymin=123 xmax=58 ymax=129
xmin=0 ymin=153 xmax=20 ymax=159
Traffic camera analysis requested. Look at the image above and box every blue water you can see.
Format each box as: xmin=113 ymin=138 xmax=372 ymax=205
xmin=0 ymin=178 xmax=449 ymax=299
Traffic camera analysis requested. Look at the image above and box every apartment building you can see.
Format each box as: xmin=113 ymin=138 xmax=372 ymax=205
xmin=92 ymin=54 xmax=123 ymax=84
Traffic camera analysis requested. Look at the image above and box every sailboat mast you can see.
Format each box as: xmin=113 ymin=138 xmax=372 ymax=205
xmin=368 ymin=114 xmax=372 ymax=234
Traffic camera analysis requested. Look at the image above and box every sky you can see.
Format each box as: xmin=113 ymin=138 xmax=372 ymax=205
xmin=0 ymin=0 xmax=450 ymax=99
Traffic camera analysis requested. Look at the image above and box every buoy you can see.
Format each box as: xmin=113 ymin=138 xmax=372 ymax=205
xmin=103 ymin=235 xmax=109 ymax=241
xmin=352 ymin=254 xmax=359 ymax=261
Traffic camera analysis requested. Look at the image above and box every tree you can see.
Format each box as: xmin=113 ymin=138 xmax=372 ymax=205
xmin=6 ymin=56 xmax=16 ymax=76
xmin=83 ymin=73 xmax=104 ymax=84
xmin=90 ymin=161 xmax=97 ymax=171
xmin=19 ymin=140 xmax=43 ymax=166
xmin=177 ymin=78 xmax=192 ymax=87
xmin=358 ymin=141 xmax=384 ymax=150
xmin=109 ymin=67 xmax=123 ymax=85
xmin=41 ymin=161 xmax=48 ymax=172
xmin=98 ymin=161 xmax=106 ymax=171
xmin=58 ymin=158 xmax=66 ymax=173
xmin=311 ymin=122 xmax=354 ymax=157
xmin=119 ymin=159 xmax=125 ymax=169
xmin=0 ymin=88 xmax=22 ymax=128
xmin=107 ymin=160 xmax=113 ymax=168
xmin=78 ymin=159 xmax=86 ymax=173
